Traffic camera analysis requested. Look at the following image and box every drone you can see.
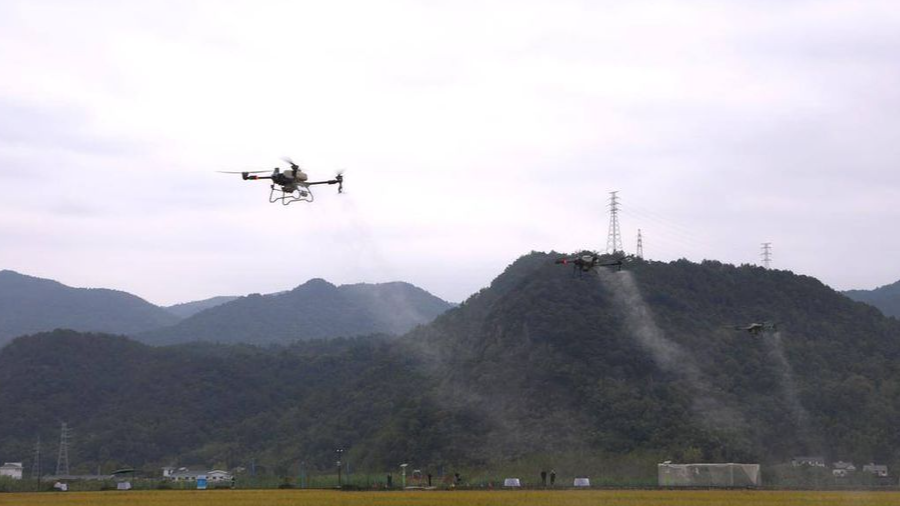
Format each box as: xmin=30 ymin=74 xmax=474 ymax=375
xmin=555 ymin=251 xmax=634 ymax=273
xmin=219 ymin=158 xmax=344 ymax=205
xmin=729 ymin=322 xmax=778 ymax=335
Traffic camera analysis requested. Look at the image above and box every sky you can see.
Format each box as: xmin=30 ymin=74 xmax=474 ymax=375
xmin=1 ymin=0 xmax=898 ymax=306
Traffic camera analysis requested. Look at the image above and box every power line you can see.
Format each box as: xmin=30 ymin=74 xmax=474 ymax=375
xmin=606 ymin=191 xmax=623 ymax=254
xmin=761 ymin=242 xmax=772 ymax=269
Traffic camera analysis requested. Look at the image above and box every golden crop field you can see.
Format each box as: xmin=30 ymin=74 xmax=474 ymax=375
xmin=2 ymin=489 xmax=900 ymax=506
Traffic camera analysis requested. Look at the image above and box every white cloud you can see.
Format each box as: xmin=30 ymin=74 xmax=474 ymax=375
xmin=1 ymin=0 xmax=898 ymax=304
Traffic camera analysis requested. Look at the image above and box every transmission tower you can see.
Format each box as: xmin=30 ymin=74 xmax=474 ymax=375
xmin=31 ymin=436 xmax=41 ymax=483
xmin=56 ymin=422 xmax=70 ymax=476
xmin=636 ymin=229 xmax=644 ymax=259
xmin=606 ymin=191 xmax=623 ymax=254
xmin=761 ymin=242 xmax=772 ymax=269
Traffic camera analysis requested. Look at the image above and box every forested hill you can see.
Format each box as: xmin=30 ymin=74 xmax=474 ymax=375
xmin=2 ymin=254 xmax=900 ymax=476
xmin=844 ymin=279 xmax=900 ymax=318
xmin=0 ymin=270 xmax=178 ymax=347
xmin=406 ymin=252 xmax=900 ymax=466
xmin=0 ymin=330 xmax=478 ymax=475
xmin=138 ymin=279 xmax=453 ymax=345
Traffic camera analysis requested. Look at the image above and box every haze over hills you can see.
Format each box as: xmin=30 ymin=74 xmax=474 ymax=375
xmin=138 ymin=279 xmax=454 ymax=345
xmin=165 ymin=295 xmax=240 ymax=319
xmin=843 ymin=280 xmax=900 ymax=318
xmin=0 ymin=270 xmax=179 ymax=347
xmin=2 ymin=253 xmax=900 ymax=477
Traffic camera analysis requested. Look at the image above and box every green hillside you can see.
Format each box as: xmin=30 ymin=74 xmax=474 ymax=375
xmin=408 ymin=252 xmax=900 ymax=466
xmin=0 ymin=330 xmax=478 ymax=475
xmin=2 ymin=253 xmax=900 ymax=478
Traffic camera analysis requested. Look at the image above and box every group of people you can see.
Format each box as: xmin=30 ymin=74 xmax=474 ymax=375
xmin=540 ymin=469 xmax=557 ymax=487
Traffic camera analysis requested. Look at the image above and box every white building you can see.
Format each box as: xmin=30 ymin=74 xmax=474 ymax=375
xmin=163 ymin=467 xmax=232 ymax=482
xmin=832 ymin=461 xmax=856 ymax=478
xmin=863 ymin=464 xmax=888 ymax=477
xmin=791 ymin=456 xmax=826 ymax=467
xmin=0 ymin=462 xmax=24 ymax=480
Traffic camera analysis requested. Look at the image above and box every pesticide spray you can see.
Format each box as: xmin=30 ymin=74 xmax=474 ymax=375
xmin=763 ymin=330 xmax=814 ymax=450
xmin=595 ymin=269 xmax=747 ymax=431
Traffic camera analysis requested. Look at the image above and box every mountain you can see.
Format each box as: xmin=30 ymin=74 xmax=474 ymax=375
xmin=165 ymin=295 xmax=240 ymax=319
xmin=0 ymin=270 xmax=179 ymax=347
xmin=844 ymin=280 xmax=900 ymax=318
xmin=139 ymin=279 xmax=454 ymax=345
xmin=3 ymin=254 xmax=900 ymax=480
xmin=405 ymin=252 xmax=900 ymax=466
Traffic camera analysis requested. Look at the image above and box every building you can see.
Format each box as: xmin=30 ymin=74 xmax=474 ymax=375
xmin=791 ymin=456 xmax=826 ymax=468
xmin=0 ymin=462 xmax=23 ymax=480
xmin=163 ymin=467 xmax=232 ymax=483
xmin=832 ymin=461 xmax=856 ymax=478
xmin=862 ymin=464 xmax=888 ymax=477
xmin=658 ymin=463 xmax=761 ymax=487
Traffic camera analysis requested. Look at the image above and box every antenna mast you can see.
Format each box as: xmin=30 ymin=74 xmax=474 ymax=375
xmin=636 ymin=229 xmax=644 ymax=259
xmin=761 ymin=242 xmax=772 ymax=269
xmin=606 ymin=191 xmax=623 ymax=254
xmin=56 ymin=422 xmax=70 ymax=476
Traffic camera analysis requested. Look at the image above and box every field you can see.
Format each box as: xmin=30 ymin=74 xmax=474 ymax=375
xmin=2 ymin=490 xmax=900 ymax=506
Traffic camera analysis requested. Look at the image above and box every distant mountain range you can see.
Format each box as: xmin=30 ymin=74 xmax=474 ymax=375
xmin=0 ymin=271 xmax=453 ymax=347
xmin=843 ymin=280 xmax=900 ymax=318
xmin=164 ymin=296 xmax=240 ymax=319
xmin=0 ymin=270 xmax=178 ymax=347
xmin=138 ymin=279 xmax=454 ymax=345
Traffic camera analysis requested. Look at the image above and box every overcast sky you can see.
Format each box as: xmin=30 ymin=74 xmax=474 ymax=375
xmin=1 ymin=0 xmax=898 ymax=305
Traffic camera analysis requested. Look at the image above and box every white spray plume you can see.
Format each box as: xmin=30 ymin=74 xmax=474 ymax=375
xmin=596 ymin=269 xmax=747 ymax=431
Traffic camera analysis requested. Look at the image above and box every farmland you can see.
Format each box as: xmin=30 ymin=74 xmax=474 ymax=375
xmin=2 ymin=490 xmax=900 ymax=506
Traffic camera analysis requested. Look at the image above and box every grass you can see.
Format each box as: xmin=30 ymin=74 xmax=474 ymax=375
xmin=2 ymin=489 xmax=900 ymax=506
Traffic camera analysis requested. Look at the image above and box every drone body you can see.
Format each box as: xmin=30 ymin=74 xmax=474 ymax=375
xmin=555 ymin=251 xmax=633 ymax=273
xmin=730 ymin=321 xmax=778 ymax=335
xmin=220 ymin=158 xmax=343 ymax=205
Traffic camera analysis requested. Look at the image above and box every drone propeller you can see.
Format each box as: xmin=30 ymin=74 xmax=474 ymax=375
xmin=216 ymin=170 xmax=271 ymax=174
xmin=281 ymin=157 xmax=301 ymax=170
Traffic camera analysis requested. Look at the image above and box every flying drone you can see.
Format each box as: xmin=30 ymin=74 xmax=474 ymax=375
xmin=555 ymin=251 xmax=634 ymax=273
xmin=219 ymin=158 xmax=344 ymax=205
xmin=729 ymin=321 xmax=778 ymax=335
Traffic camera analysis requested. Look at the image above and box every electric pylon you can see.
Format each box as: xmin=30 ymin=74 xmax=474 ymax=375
xmin=606 ymin=191 xmax=623 ymax=254
xmin=56 ymin=422 xmax=70 ymax=476
xmin=636 ymin=229 xmax=644 ymax=259
xmin=31 ymin=436 xmax=41 ymax=484
xmin=761 ymin=242 xmax=772 ymax=269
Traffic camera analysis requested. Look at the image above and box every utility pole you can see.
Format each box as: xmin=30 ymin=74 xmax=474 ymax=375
xmin=636 ymin=229 xmax=644 ymax=259
xmin=335 ymin=449 xmax=344 ymax=488
xmin=606 ymin=191 xmax=623 ymax=254
xmin=761 ymin=242 xmax=772 ymax=269
xmin=56 ymin=422 xmax=70 ymax=477
xmin=32 ymin=436 xmax=41 ymax=488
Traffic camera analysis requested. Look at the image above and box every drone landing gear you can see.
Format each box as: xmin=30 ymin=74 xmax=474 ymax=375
xmin=269 ymin=185 xmax=314 ymax=205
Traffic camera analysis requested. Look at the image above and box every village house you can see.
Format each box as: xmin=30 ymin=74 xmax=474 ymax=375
xmin=162 ymin=467 xmax=233 ymax=483
xmin=832 ymin=461 xmax=856 ymax=477
xmin=0 ymin=462 xmax=23 ymax=480
xmin=791 ymin=456 xmax=826 ymax=468
xmin=862 ymin=464 xmax=889 ymax=477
